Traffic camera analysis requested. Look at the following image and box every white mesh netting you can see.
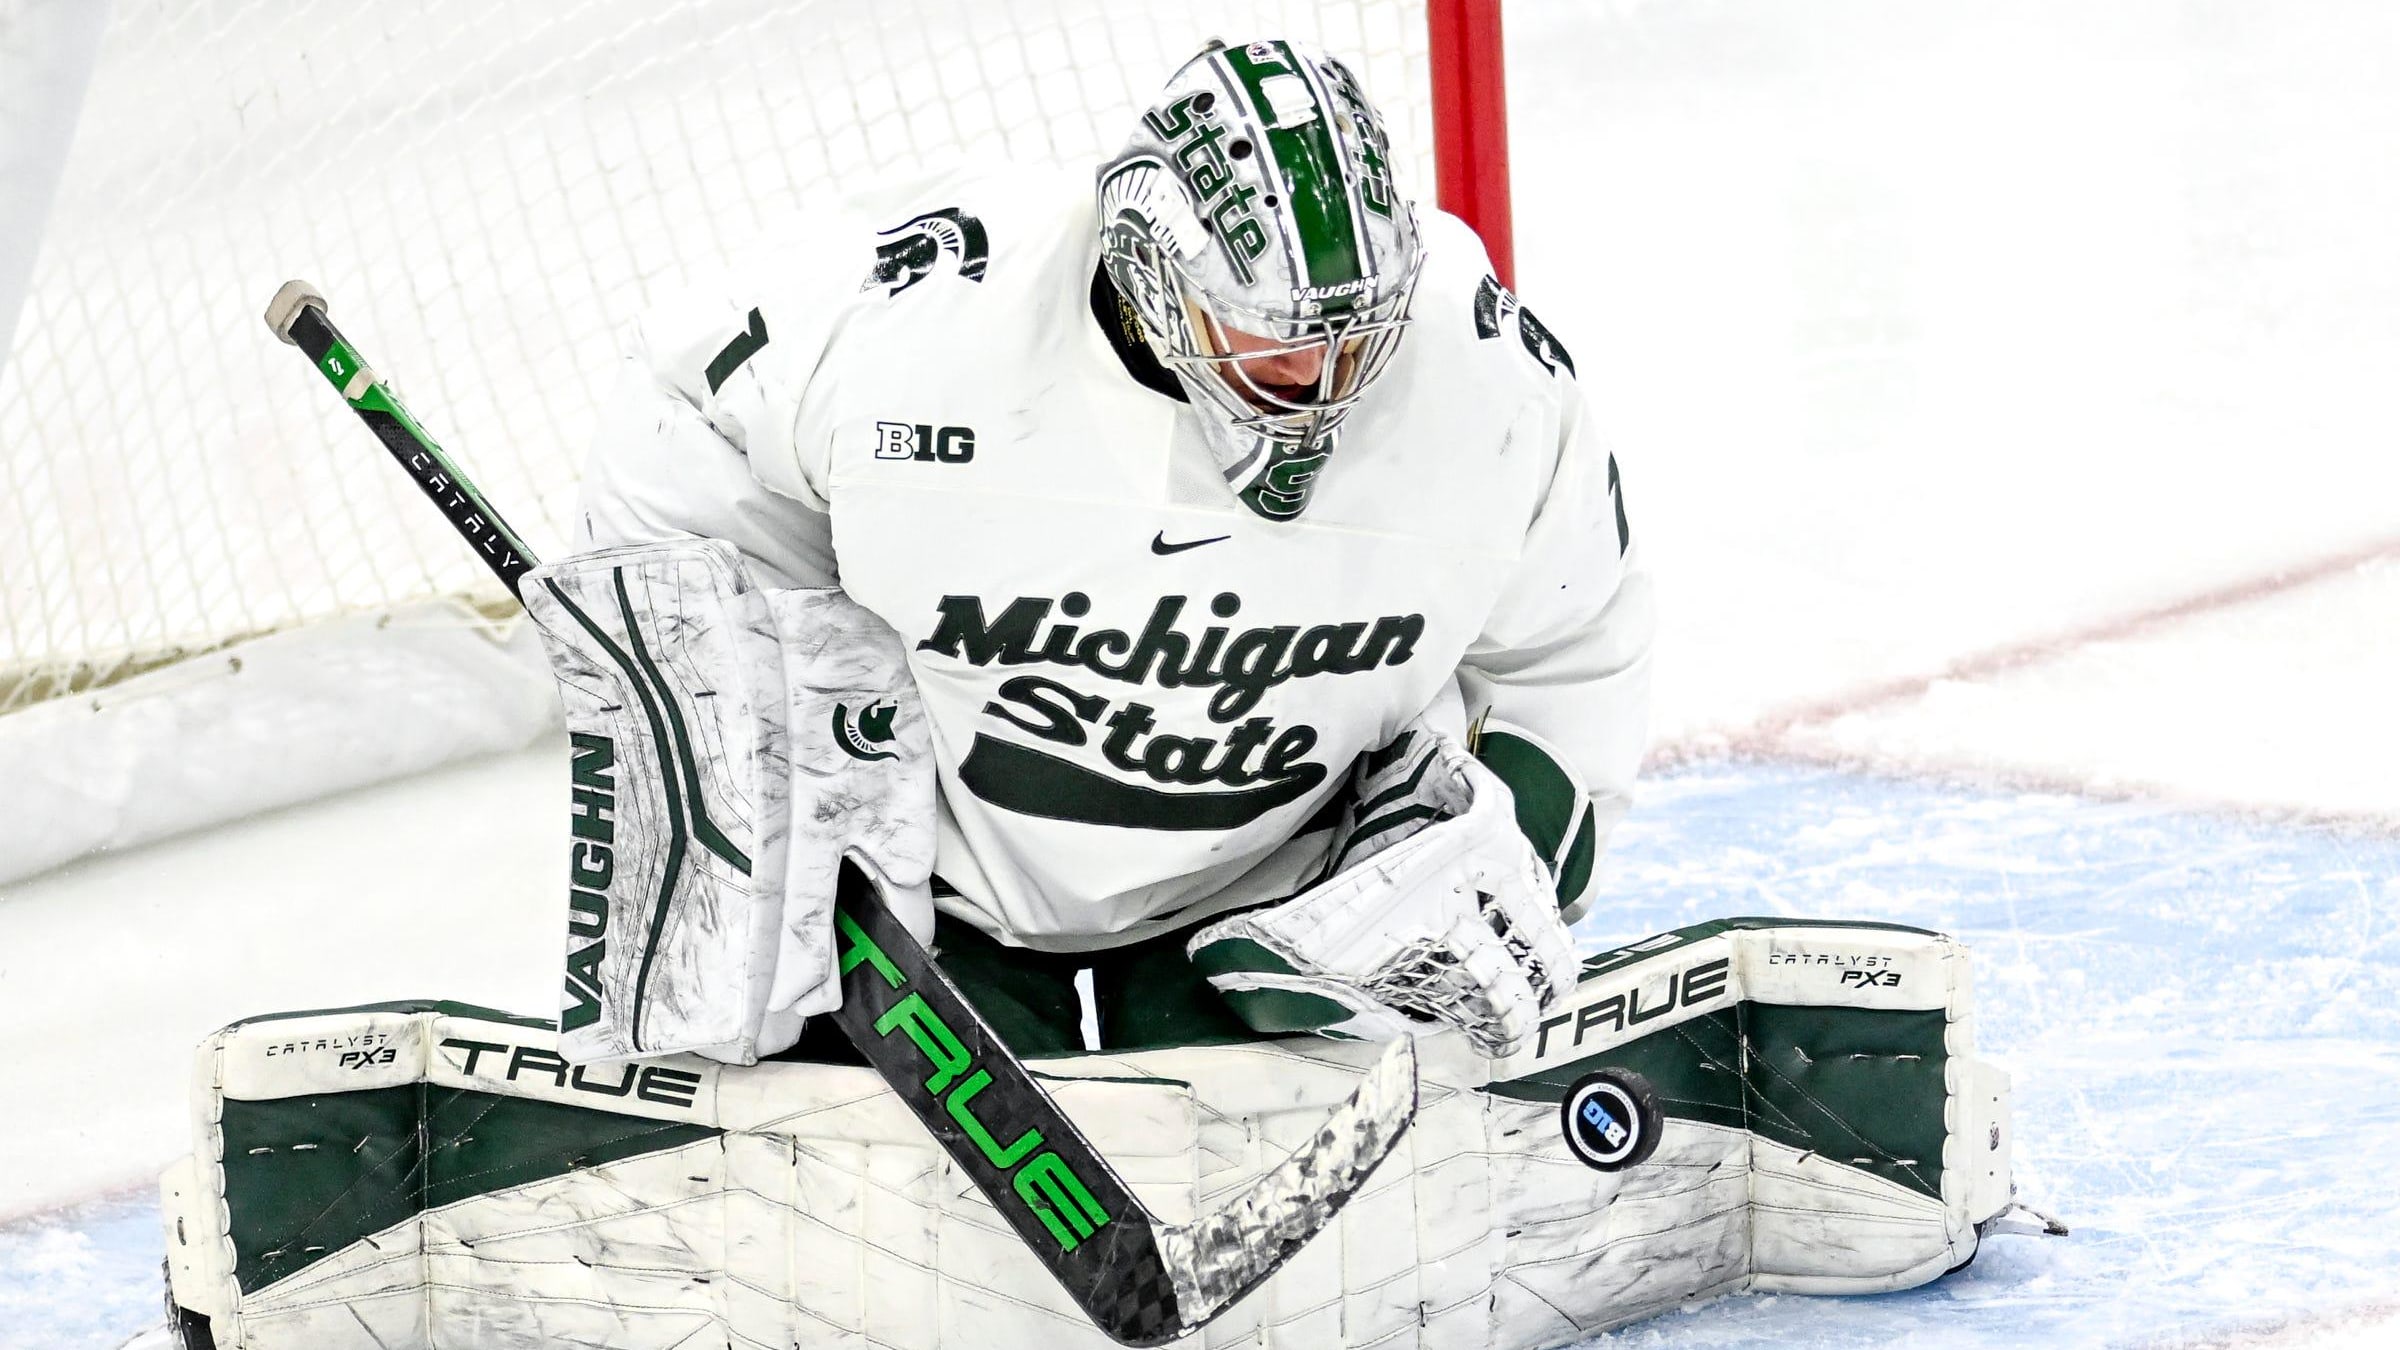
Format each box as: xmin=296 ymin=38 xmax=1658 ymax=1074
xmin=0 ymin=0 xmax=1437 ymax=713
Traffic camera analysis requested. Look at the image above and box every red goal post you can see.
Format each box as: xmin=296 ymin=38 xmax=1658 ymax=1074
xmin=1429 ymin=0 xmax=1515 ymax=289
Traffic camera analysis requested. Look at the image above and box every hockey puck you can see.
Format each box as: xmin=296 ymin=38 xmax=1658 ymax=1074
xmin=1559 ymin=1068 xmax=1664 ymax=1172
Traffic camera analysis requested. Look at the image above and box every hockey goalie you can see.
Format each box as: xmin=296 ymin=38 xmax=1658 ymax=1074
xmin=156 ymin=38 xmax=2023 ymax=1350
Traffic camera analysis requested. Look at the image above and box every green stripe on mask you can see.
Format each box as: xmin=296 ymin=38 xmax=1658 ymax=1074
xmin=1221 ymin=42 xmax=1363 ymax=290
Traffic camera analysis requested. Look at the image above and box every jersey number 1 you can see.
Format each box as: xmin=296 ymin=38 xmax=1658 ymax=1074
xmin=704 ymin=307 xmax=769 ymax=394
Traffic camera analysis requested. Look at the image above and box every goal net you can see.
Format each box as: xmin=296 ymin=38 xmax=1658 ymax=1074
xmin=1 ymin=0 xmax=1480 ymax=719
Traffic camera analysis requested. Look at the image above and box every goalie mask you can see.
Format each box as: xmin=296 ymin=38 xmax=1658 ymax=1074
xmin=1098 ymin=39 xmax=1425 ymax=520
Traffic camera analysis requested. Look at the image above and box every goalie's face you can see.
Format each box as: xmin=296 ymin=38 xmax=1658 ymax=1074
xmin=1213 ymin=321 xmax=1325 ymax=405
xmin=1163 ymin=262 xmax=1421 ymax=431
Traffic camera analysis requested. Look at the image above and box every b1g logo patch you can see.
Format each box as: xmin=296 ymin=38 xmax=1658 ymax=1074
xmin=1560 ymin=1068 xmax=1664 ymax=1172
xmin=873 ymin=421 xmax=975 ymax=463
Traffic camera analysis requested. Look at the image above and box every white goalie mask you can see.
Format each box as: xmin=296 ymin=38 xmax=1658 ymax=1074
xmin=1098 ymin=39 xmax=1425 ymax=520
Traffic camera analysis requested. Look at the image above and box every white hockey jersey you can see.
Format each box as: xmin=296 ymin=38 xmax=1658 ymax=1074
xmin=578 ymin=168 xmax=1652 ymax=951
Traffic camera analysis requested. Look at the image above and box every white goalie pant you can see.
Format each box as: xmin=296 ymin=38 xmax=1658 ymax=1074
xmin=159 ymin=922 xmax=2016 ymax=1350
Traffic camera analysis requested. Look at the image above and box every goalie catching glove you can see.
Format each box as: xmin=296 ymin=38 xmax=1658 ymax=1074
xmin=523 ymin=537 xmax=936 ymax=1065
xmin=1188 ymin=718 xmax=1577 ymax=1057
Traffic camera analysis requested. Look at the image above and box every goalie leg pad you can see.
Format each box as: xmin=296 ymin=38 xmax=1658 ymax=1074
xmin=161 ymin=922 xmax=2018 ymax=1350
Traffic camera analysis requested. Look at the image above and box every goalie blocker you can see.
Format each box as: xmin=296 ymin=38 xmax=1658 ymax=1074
xmin=519 ymin=535 xmax=941 ymax=1065
xmin=157 ymin=918 xmax=2017 ymax=1350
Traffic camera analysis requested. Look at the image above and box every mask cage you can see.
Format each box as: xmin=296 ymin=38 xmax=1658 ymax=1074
xmin=1102 ymin=208 xmax=1424 ymax=450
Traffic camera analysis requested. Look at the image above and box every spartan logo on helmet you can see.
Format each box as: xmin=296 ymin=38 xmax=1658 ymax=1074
xmin=861 ymin=208 xmax=990 ymax=298
xmin=1474 ymin=275 xmax=1577 ymax=378
xmin=832 ymin=700 xmax=900 ymax=762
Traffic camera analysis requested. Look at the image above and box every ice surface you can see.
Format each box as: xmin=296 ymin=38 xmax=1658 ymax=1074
xmin=1580 ymin=767 xmax=2400 ymax=1348
xmin=5 ymin=0 xmax=2399 ymax=1345
xmin=1789 ymin=556 xmax=2400 ymax=827
xmin=0 ymin=1195 xmax=159 ymax=1350
xmin=1509 ymin=0 xmax=2400 ymax=749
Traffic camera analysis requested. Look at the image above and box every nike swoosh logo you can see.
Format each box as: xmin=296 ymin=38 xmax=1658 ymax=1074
xmin=1151 ymin=532 xmax=1230 ymax=555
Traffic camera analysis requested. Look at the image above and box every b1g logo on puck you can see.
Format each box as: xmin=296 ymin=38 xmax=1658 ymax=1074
xmin=1560 ymin=1068 xmax=1664 ymax=1172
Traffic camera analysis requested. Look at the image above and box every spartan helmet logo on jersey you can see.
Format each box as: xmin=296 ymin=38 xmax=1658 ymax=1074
xmin=1098 ymin=39 xmax=1426 ymax=520
xmin=862 ymin=207 xmax=990 ymax=297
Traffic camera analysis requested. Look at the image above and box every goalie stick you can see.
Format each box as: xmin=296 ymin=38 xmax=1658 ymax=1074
xmin=262 ymin=280 xmax=1418 ymax=1347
